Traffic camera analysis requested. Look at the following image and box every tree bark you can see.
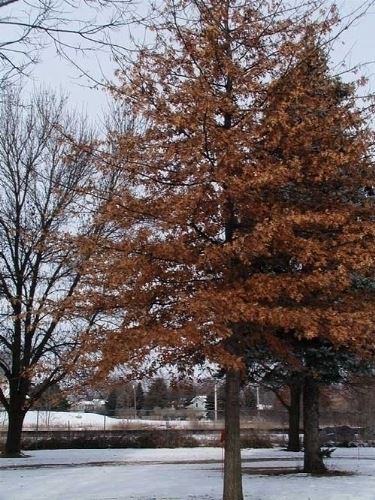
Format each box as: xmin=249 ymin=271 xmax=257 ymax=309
xmin=287 ymin=381 xmax=301 ymax=452
xmin=303 ymin=376 xmax=326 ymax=473
xmin=223 ymin=368 xmax=243 ymax=500
xmin=4 ymin=395 xmax=27 ymax=456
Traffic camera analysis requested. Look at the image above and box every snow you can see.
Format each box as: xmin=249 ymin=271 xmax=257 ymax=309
xmin=0 ymin=411 xmax=206 ymax=430
xmin=1 ymin=447 xmax=375 ymax=499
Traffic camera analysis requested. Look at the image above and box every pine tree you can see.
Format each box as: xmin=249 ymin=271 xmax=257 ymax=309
xmin=135 ymin=382 xmax=145 ymax=411
xmin=144 ymin=378 xmax=170 ymax=410
xmin=32 ymin=384 xmax=70 ymax=412
xmin=240 ymin=385 xmax=257 ymax=411
xmin=106 ymin=389 xmax=118 ymax=414
xmin=169 ymin=380 xmax=197 ymax=408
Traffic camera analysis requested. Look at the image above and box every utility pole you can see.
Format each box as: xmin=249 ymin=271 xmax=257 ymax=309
xmin=133 ymin=384 xmax=137 ymax=419
xmin=256 ymin=385 xmax=260 ymax=410
xmin=214 ymin=381 xmax=218 ymax=422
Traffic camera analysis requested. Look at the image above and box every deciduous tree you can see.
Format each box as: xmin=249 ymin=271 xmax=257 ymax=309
xmin=94 ymin=0 xmax=374 ymax=495
xmin=0 ymin=0 xmax=137 ymax=85
xmin=0 ymin=87 xmax=101 ymax=456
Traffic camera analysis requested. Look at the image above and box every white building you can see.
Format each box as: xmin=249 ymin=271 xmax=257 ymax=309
xmin=70 ymin=399 xmax=107 ymax=413
xmin=186 ymin=395 xmax=207 ymax=411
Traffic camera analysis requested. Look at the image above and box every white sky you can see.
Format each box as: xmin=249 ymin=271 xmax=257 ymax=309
xmin=3 ymin=0 xmax=375 ymax=124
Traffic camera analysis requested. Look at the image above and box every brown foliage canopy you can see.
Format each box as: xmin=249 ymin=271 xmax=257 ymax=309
xmin=90 ymin=0 xmax=375 ymax=373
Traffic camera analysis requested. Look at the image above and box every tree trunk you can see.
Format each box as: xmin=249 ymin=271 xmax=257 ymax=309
xmin=223 ymin=368 xmax=243 ymax=500
xmin=4 ymin=392 xmax=27 ymax=456
xmin=303 ymin=376 xmax=326 ymax=473
xmin=287 ymin=381 xmax=301 ymax=452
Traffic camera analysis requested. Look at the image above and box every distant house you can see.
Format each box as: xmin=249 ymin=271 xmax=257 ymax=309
xmin=186 ymin=395 xmax=207 ymax=410
xmin=256 ymin=403 xmax=273 ymax=411
xmin=70 ymin=399 xmax=107 ymax=414
xmin=184 ymin=395 xmax=207 ymax=419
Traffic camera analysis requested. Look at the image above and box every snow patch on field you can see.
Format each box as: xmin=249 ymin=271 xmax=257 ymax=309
xmin=1 ymin=448 xmax=375 ymax=499
xmin=0 ymin=410 xmax=202 ymax=430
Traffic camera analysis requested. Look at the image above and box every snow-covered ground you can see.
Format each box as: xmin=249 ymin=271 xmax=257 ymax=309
xmin=0 ymin=411 xmax=211 ymax=430
xmin=1 ymin=447 xmax=375 ymax=499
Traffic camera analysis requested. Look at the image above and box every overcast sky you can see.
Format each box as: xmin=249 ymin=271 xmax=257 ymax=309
xmin=12 ymin=0 xmax=375 ymax=124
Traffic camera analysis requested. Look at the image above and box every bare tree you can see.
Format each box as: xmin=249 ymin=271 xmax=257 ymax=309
xmin=0 ymin=0 xmax=138 ymax=84
xmin=0 ymin=86 xmax=100 ymax=456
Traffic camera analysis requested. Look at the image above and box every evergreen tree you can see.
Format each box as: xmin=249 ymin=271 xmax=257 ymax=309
xmin=240 ymin=385 xmax=257 ymax=411
xmin=169 ymin=380 xmax=197 ymax=408
xmin=32 ymin=384 xmax=70 ymax=412
xmin=135 ymin=382 xmax=144 ymax=411
xmin=205 ymin=392 xmax=215 ymax=420
xmin=144 ymin=378 xmax=169 ymax=410
xmin=106 ymin=388 xmax=118 ymax=414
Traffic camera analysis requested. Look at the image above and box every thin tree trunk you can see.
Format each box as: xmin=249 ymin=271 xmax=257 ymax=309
xmin=223 ymin=368 xmax=243 ymax=500
xmin=303 ymin=376 xmax=326 ymax=473
xmin=4 ymin=397 xmax=26 ymax=456
xmin=287 ymin=381 xmax=301 ymax=452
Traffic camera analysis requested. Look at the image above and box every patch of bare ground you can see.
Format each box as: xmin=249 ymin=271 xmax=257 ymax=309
xmin=242 ymin=467 xmax=354 ymax=477
xmin=0 ymin=452 xmax=30 ymax=459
